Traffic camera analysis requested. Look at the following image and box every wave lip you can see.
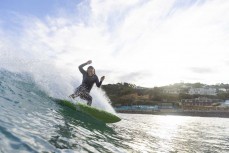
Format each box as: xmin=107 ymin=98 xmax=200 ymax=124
xmin=0 ymin=70 xmax=121 ymax=152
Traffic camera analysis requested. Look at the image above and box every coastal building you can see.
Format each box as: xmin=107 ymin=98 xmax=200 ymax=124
xmin=158 ymin=103 xmax=174 ymax=109
xmin=218 ymin=88 xmax=227 ymax=92
xmin=221 ymin=100 xmax=229 ymax=107
xmin=157 ymin=102 xmax=179 ymax=113
xmin=181 ymin=97 xmax=223 ymax=106
xmin=135 ymin=86 xmax=146 ymax=90
xmin=163 ymin=88 xmax=180 ymax=94
xmin=115 ymin=105 xmax=159 ymax=112
xmin=188 ymin=88 xmax=217 ymax=95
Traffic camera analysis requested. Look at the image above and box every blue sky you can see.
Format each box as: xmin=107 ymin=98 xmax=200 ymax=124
xmin=0 ymin=0 xmax=82 ymax=17
xmin=0 ymin=0 xmax=229 ymax=88
xmin=0 ymin=0 xmax=84 ymax=31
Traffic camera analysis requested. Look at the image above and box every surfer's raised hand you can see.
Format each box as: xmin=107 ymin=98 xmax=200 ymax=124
xmin=86 ymin=60 xmax=92 ymax=65
xmin=100 ymin=76 xmax=105 ymax=82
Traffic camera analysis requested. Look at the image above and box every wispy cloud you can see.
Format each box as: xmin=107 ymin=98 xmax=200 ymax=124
xmin=0 ymin=0 xmax=229 ymax=88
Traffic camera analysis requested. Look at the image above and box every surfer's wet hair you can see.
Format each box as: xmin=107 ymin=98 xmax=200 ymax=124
xmin=87 ymin=66 xmax=95 ymax=75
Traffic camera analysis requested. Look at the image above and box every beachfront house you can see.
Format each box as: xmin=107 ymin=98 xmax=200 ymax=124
xmin=188 ymin=87 xmax=217 ymax=95
xmin=163 ymin=88 xmax=181 ymax=94
xmin=221 ymin=100 xmax=229 ymax=107
xmin=181 ymin=97 xmax=223 ymax=106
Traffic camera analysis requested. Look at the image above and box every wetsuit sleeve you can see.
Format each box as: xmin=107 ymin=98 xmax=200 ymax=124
xmin=95 ymin=76 xmax=102 ymax=87
xmin=78 ymin=63 xmax=87 ymax=74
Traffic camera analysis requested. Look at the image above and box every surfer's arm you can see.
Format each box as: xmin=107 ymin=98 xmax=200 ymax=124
xmin=79 ymin=60 xmax=92 ymax=74
xmin=78 ymin=63 xmax=87 ymax=74
xmin=95 ymin=76 xmax=103 ymax=87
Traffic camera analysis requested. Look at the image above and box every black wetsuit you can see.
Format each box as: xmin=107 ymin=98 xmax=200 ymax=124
xmin=73 ymin=63 xmax=102 ymax=106
xmin=79 ymin=63 xmax=102 ymax=92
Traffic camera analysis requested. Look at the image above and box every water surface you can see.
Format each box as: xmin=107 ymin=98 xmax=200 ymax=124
xmin=0 ymin=70 xmax=229 ymax=153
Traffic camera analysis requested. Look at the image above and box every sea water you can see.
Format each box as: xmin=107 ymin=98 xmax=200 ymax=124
xmin=0 ymin=70 xmax=229 ymax=153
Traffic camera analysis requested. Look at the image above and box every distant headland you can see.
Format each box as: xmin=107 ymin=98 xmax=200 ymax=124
xmin=102 ymin=82 xmax=229 ymax=117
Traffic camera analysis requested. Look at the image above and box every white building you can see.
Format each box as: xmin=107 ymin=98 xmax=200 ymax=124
xmin=218 ymin=88 xmax=227 ymax=92
xmin=135 ymin=86 xmax=146 ymax=90
xmin=189 ymin=88 xmax=217 ymax=96
xmin=163 ymin=88 xmax=180 ymax=94
xmin=221 ymin=100 xmax=229 ymax=107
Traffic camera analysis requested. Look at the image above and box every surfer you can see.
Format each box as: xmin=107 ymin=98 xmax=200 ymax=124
xmin=69 ymin=60 xmax=105 ymax=106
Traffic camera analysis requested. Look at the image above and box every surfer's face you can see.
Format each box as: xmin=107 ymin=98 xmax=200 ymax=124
xmin=87 ymin=68 xmax=94 ymax=76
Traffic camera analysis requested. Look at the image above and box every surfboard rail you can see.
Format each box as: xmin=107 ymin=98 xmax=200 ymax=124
xmin=55 ymin=99 xmax=121 ymax=123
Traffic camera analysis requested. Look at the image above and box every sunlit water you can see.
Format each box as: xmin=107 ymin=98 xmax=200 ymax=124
xmin=0 ymin=70 xmax=229 ymax=153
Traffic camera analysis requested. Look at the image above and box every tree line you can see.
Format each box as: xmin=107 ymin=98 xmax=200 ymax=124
xmin=102 ymin=82 xmax=229 ymax=106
